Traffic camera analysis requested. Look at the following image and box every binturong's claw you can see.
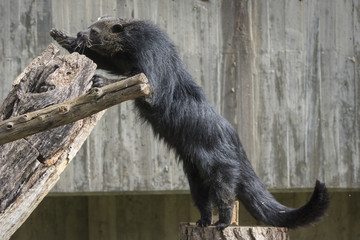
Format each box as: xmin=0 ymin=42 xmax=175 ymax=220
xmin=196 ymin=219 xmax=211 ymax=227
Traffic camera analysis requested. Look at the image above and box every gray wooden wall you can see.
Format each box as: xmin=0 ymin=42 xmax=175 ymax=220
xmin=0 ymin=0 xmax=359 ymax=193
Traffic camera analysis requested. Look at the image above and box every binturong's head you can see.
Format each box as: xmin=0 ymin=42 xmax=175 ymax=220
xmin=73 ymin=16 xmax=179 ymax=78
xmin=76 ymin=16 xmax=130 ymax=56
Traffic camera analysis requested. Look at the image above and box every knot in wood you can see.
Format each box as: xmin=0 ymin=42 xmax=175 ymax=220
xmin=89 ymin=87 xmax=103 ymax=98
xmin=39 ymin=115 xmax=46 ymax=121
xmin=59 ymin=105 xmax=70 ymax=113
xmin=6 ymin=122 xmax=14 ymax=130
xmin=20 ymin=114 xmax=30 ymax=122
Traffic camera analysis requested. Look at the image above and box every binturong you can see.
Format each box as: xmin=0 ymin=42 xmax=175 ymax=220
xmin=50 ymin=16 xmax=329 ymax=229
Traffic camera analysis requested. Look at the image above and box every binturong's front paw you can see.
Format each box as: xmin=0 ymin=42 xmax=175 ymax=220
xmin=50 ymin=28 xmax=68 ymax=42
xmin=91 ymin=74 xmax=124 ymax=88
xmin=91 ymin=74 xmax=107 ymax=88
xmin=49 ymin=28 xmax=76 ymax=52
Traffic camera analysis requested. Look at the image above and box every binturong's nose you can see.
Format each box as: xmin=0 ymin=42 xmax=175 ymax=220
xmin=77 ymin=29 xmax=91 ymax=39
xmin=77 ymin=31 xmax=84 ymax=38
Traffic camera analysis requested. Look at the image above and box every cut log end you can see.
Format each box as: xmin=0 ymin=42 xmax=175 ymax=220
xmin=179 ymin=223 xmax=289 ymax=240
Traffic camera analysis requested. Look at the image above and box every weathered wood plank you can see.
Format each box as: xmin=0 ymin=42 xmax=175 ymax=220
xmin=283 ymin=1 xmax=307 ymax=187
xmin=220 ymin=0 xmax=256 ymax=172
xmin=353 ymin=0 xmax=360 ymax=186
xmin=333 ymin=0 xmax=358 ymax=187
xmin=314 ymin=1 xmax=336 ymax=187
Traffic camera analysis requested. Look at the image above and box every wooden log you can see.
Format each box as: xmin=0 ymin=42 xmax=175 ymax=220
xmin=179 ymin=223 xmax=289 ymax=240
xmin=180 ymin=202 xmax=289 ymax=240
xmin=0 ymin=44 xmax=149 ymax=240
xmin=0 ymin=73 xmax=149 ymax=145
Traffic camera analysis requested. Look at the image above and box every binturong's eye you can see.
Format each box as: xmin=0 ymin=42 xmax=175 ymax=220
xmin=111 ymin=24 xmax=124 ymax=33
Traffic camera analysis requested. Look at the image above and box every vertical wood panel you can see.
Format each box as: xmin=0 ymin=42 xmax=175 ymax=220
xmin=220 ymin=0 xmax=256 ymax=170
xmin=334 ymin=0 xmax=358 ymax=187
xmin=316 ymin=1 xmax=339 ymax=186
xmin=283 ymin=1 xmax=307 ymax=187
xmin=304 ymin=1 xmax=323 ymax=187
xmin=353 ymin=0 xmax=360 ymax=187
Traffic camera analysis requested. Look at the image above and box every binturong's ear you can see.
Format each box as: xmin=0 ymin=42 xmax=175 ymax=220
xmin=97 ymin=15 xmax=111 ymax=21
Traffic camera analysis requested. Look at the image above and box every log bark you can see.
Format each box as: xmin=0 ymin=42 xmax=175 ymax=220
xmin=179 ymin=223 xmax=289 ymax=240
xmin=0 ymin=44 xmax=149 ymax=239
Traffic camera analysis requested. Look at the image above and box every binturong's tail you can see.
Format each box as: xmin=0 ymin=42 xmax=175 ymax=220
xmin=237 ymin=168 xmax=329 ymax=228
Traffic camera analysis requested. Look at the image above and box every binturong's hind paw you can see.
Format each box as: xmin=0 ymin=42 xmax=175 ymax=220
xmin=196 ymin=219 xmax=211 ymax=227
xmin=215 ymin=221 xmax=230 ymax=230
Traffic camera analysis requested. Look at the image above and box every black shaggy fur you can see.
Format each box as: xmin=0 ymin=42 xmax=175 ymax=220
xmin=50 ymin=17 xmax=329 ymax=229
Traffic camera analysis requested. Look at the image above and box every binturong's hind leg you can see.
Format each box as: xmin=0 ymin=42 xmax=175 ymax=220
xmin=210 ymin=170 xmax=237 ymax=229
xmin=183 ymin=161 xmax=213 ymax=227
xmin=215 ymin=200 xmax=234 ymax=229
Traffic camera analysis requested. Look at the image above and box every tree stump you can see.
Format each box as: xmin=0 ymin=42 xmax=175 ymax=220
xmin=0 ymin=44 xmax=149 ymax=239
xmin=179 ymin=223 xmax=289 ymax=240
xmin=180 ymin=201 xmax=289 ymax=240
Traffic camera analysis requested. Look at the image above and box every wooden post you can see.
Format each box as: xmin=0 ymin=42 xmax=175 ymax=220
xmin=179 ymin=223 xmax=289 ymax=240
xmin=0 ymin=44 xmax=149 ymax=239
xmin=179 ymin=202 xmax=289 ymax=240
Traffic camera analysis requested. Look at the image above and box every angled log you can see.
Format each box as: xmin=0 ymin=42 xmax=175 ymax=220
xmin=0 ymin=44 xmax=149 ymax=240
